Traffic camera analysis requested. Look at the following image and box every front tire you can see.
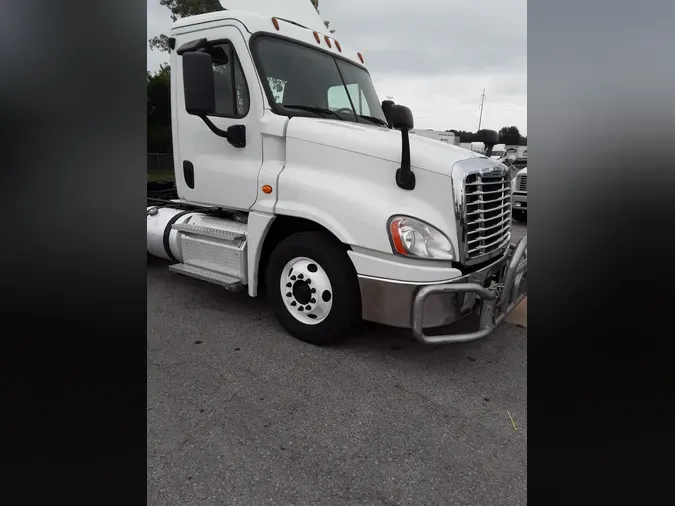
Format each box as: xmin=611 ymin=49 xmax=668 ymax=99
xmin=266 ymin=231 xmax=361 ymax=345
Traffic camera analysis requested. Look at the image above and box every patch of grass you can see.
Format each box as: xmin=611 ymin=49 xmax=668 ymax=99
xmin=148 ymin=169 xmax=175 ymax=182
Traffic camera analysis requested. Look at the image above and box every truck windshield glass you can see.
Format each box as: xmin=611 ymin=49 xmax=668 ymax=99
xmin=252 ymin=36 xmax=388 ymax=127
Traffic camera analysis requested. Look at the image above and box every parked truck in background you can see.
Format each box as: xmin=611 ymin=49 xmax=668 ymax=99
xmin=410 ymin=129 xmax=459 ymax=145
xmin=146 ymin=0 xmax=527 ymax=346
xmin=490 ymin=143 xmax=506 ymax=160
xmin=511 ymin=167 xmax=528 ymax=222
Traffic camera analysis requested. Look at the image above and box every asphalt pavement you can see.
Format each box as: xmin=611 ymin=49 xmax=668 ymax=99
xmin=147 ymin=222 xmax=527 ymax=505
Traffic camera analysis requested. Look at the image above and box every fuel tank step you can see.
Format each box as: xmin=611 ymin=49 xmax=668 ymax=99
xmin=169 ymin=263 xmax=243 ymax=292
xmin=172 ymin=222 xmax=246 ymax=242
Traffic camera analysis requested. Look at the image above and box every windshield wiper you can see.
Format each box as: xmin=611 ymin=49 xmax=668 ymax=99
xmin=283 ymin=105 xmax=345 ymax=121
xmin=358 ymin=114 xmax=389 ymax=127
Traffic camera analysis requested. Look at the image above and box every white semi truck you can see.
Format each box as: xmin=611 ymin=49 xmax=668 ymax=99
xmin=146 ymin=0 xmax=527 ymax=345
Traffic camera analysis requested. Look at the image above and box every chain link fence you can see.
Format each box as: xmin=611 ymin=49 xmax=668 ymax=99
xmin=148 ymin=153 xmax=174 ymax=171
xmin=147 ymin=153 xmax=175 ymax=181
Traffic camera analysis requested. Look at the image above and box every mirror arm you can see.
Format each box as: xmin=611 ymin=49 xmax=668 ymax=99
xmin=198 ymin=116 xmax=247 ymax=148
xmin=395 ymin=129 xmax=416 ymax=190
xmin=200 ymin=115 xmax=229 ymax=138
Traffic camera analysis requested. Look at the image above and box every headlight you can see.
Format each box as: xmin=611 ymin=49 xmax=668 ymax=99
xmin=387 ymin=216 xmax=454 ymax=260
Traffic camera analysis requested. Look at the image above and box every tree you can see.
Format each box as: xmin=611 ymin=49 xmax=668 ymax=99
xmin=498 ymin=126 xmax=521 ymax=145
xmin=448 ymin=129 xmax=481 ymax=143
xmin=149 ymin=1 xmax=222 ymax=52
xmin=147 ymin=64 xmax=173 ymax=152
xmin=149 ymin=0 xmax=333 ymax=52
xmin=446 ymin=127 xmax=526 ymax=145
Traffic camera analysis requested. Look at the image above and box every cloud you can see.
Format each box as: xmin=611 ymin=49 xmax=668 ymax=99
xmin=322 ymin=0 xmax=526 ymax=75
xmin=146 ymin=0 xmax=527 ymax=134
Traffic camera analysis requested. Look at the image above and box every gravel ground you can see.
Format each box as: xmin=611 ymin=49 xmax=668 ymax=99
xmin=147 ymin=222 xmax=527 ymax=505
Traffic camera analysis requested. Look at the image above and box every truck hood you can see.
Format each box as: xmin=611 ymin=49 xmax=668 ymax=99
xmin=285 ymin=117 xmax=486 ymax=176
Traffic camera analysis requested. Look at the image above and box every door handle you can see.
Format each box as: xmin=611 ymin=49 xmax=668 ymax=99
xmin=183 ymin=161 xmax=195 ymax=189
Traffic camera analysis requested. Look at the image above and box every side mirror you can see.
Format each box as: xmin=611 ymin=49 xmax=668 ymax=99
xmin=180 ymin=50 xmax=246 ymax=148
xmin=391 ymin=104 xmax=414 ymax=131
xmin=381 ymin=100 xmax=395 ymax=128
xmin=477 ymin=129 xmax=499 ymax=156
xmin=182 ymin=52 xmax=216 ymax=116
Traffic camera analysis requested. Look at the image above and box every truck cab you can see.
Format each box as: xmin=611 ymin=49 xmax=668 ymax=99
xmin=146 ymin=0 xmax=527 ymax=346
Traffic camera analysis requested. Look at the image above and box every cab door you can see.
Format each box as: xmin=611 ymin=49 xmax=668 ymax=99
xmin=173 ymin=25 xmax=264 ymax=210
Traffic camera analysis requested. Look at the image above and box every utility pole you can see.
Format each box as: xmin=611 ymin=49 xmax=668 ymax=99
xmin=477 ymin=89 xmax=486 ymax=131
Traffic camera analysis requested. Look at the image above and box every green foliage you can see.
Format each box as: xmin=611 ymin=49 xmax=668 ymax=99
xmin=498 ymin=125 xmax=522 ymax=145
xmin=149 ymin=0 xmax=222 ymax=52
xmin=147 ymin=64 xmax=173 ymax=152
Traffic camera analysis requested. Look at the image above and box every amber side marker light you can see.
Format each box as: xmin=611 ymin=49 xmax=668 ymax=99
xmin=271 ymin=17 xmax=280 ymax=30
xmin=262 ymin=185 xmax=273 ymax=194
xmin=389 ymin=219 xmax=409 ymax=256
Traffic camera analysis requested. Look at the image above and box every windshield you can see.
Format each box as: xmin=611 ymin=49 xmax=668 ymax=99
xmin=251 ymin=35 xmax=388 ymax=127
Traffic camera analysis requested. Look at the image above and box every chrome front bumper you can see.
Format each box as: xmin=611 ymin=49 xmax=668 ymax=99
xmin=412 ymin=236 xmax=527 ymax=344
xmin=357 ymin=236 xmax=527 ymax=345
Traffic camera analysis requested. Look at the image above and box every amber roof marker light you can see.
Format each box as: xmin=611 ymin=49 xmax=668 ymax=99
xmin=358 ymin=52 xmax=365 ymax=63
xmin=271 ymin=17 xmax=280 ymax=30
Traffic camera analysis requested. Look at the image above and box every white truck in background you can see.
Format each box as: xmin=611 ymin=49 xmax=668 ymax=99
xmin=410 ymin=129 xmax=459 ymax=145
xmin=490 ymin=144 xmax=506 ymax=160
xmin=471 ymin=142 xmax=485 ymax=153
xmin=146 ymin=0 xmax=527 ymax=346
xmin=511 ymin=167 xmax=528 ymax=222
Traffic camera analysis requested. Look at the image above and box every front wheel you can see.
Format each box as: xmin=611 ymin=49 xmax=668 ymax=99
xmin=266 ymin=231 xmax=362 ymax=345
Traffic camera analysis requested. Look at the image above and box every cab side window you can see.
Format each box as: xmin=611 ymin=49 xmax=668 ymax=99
xmin=206 ymin=42 xmax=250 ymax=118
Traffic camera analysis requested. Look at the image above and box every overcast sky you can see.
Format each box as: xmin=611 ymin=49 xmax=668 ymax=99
xmin=147 ymin=0 xmax=527 ymax=134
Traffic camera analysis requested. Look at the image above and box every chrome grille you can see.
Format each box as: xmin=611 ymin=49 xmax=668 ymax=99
xmin=463 ymin=171 xmax=512 ymax=262
xmin=516 ymin=174 xmax=527 ymax=193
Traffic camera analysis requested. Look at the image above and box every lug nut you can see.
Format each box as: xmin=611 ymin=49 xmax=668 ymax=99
xmin=291 ymin=301 xmax=297 ymax=307
xmin=286 ymin=282 xmax=292 ymax=288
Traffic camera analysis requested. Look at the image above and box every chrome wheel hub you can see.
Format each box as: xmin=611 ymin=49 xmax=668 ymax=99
xmin=280 ymin=257 xmax=333 ymax=325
